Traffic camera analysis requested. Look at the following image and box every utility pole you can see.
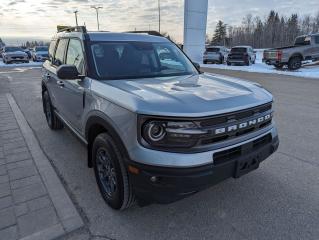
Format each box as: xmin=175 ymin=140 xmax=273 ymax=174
xmin=158 ymin=0 xmax=161 ymax=33
xmin=73 ymin=10 xmax=78 ymax=26
xmin=91 ymin=5 xmax=103 ymax=31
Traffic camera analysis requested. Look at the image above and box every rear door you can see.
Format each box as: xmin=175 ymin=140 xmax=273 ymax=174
xmin=312 ymin=35 xmax=319 ymax=60
xmin=43 ymin=38 xmax=68 ymax=111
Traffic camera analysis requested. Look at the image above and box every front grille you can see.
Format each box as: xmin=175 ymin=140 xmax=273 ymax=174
xmin=213 ymin=133 xmax=272 ymax=165
xmin=196 ymin=103 xmax=273 ymax=146
xmin=200 ymin=103 xmax=271 ymax=127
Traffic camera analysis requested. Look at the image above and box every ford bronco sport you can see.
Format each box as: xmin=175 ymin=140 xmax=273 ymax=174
xmin=42 ymin=26 xmax=279 ymax=210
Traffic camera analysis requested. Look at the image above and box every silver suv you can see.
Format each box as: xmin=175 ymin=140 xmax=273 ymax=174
xmin=42 ymin=27 xmax=279 ymax=210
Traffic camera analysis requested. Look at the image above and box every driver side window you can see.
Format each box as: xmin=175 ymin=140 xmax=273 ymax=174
xmin=66 ymin=39 xmax=85 ymax=74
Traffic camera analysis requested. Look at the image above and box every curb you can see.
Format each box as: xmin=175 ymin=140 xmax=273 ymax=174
xmin=6 ymin=93 xmax=84 ymax=239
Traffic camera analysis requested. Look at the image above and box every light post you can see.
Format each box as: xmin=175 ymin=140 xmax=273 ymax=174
xmin=91 ymin=6 xmax=103 ymax=31
xmin=158 ymin=0 xmax=161 ymax=33
xmin=73 ymin=10 xmax=78 ymax=26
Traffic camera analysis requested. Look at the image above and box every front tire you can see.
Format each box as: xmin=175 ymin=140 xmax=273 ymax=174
xmin=42 ymin=91 xmax=63 ymax=130
xmin=93 ymin=133 xmax=135 ymax=210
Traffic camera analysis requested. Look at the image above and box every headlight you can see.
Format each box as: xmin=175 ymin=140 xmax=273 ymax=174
xmin=139 ymin=117 xmax=207 ymax=150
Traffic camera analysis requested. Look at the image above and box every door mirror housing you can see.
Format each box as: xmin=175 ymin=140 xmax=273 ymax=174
xmin=56 ymin=65 xmax=83 ymax=80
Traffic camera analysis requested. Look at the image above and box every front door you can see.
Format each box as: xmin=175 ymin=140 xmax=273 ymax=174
xmin=58 ymin=38 xmax=87 ymax=131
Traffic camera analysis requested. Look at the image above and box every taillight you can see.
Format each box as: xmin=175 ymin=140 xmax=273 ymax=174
xmin=277 ymin=51 xmax=282 ymax=60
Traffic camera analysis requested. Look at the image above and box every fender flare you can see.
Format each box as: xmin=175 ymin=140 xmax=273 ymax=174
xmin=84 ymin=111 xmax=130 ymax=167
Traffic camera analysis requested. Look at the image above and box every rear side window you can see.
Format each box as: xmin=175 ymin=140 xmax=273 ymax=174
xmin=66 ymin=39 xmax=85 ymax=74
xmin=53 ymin=39 xmax=68 ymax=66
xmin=48 ymin=40 xmax=56 ymax=62
xmin=315 ymin=36 xmax=319 ymax=44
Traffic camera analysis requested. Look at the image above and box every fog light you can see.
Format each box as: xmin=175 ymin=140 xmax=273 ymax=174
xmin=150 ymin=176 xmax=157 ymax=182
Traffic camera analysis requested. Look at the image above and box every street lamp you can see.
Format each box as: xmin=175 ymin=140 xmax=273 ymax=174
xmin=91 ymin=5 xmax=103 ymax=31
xmin=158 ymin=0 xmax=161 ymax=33
xmin=73 ymin=10 xmax=79 ymax=26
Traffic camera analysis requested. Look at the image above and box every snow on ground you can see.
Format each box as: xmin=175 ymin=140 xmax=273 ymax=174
xmin=0 ymin=59 xmax=43 ymax=68
xmin=201 ymin=49 xmax=319 ymax=79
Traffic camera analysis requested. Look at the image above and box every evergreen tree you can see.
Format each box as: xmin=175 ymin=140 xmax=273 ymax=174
xmin=211 ymin=20 xmax=227 ymax=45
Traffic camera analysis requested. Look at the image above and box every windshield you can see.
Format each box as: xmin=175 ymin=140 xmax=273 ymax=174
xmin=206 ymin=48 xmax=220 ymax=53
xmin=35 ymin=46 xmax=48 ymax=52
xmin=294 ymin=36 xmax=311 ymax=46
xmin=231 ymin=47 xmax=247 ymax=53
xmin=6 ymin=47 xmax=23 ymax=52
xmin=91 ymin=41 xmax=198 ymax=80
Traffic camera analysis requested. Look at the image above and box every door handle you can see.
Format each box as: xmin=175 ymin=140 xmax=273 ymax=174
xmin=57 ymin=80 xmax=64 ymax=87
xmin=45 ymin=73 xmax=51 ymax=80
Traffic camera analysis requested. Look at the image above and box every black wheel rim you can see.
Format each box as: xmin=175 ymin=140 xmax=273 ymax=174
xmin=44 ymin=95 xmax=52 ymax=126
xmin=96 ymin=148 xmax=117 ymax=198
xmin=292 ymin=60 xmax=301 ymax=69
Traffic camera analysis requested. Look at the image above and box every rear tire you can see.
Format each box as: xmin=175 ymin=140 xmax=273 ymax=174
xmin=288 ymin=56 xmax=302 ymax=70
xmin=227 ymin=61 xmax=231 ymax=66
xmin=42 ymin=91 xmax=64 ymax=130
xmin=92 ymin=133 xmax=135 ymax=210
xmin=203 ymin=60 xmax=207 ymax=64
xmin=274 ymin=64 xmax=284 ymax=69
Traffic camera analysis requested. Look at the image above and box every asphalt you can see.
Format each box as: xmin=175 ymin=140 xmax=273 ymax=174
xmin=0 ymin=66 xmax=318 ymax=240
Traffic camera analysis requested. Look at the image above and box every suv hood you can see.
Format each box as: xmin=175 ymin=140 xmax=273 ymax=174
xmin=95 ymin=73 xmax=273 ymax=117
xmin=4 ymin=51 xmax=27 ymax=57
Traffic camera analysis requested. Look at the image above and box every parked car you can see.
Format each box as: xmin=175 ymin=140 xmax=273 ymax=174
xmin=32 ymin=46 xmax=49 ymax=62
xmin=263 ymin=33 xmax=319 ymax=70
xmin=2 ymin=46 xmax=29 ymax=64
xmin=42 ymin=26 xmax=279 ymax=210
xmin=203 ymin=46 xmax=228 ymax=64
xmin=227 ymin=46 xmax=256 ymax=66
xmin=23 ymin=49 xmax=32 ymax=59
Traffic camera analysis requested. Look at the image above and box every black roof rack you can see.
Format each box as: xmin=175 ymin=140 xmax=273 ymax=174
xmin=57 ymin=26 xmax=87 ymax=33
xmin=125 ymin=31 xmax=163 ymax=37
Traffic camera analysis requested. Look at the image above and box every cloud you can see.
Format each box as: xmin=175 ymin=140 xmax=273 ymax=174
xmin=8 ymin=0 xmax=25 ymax=6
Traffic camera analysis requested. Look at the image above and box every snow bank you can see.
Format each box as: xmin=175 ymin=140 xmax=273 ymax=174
xmin=0 ymin=59 xmax=42 ymax=68
xmin=201 ymin=49 xmax=319 ymax=79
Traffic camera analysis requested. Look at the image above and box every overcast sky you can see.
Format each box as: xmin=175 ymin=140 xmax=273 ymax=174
xmin=1 ymin=0 xmax=319 ymax=43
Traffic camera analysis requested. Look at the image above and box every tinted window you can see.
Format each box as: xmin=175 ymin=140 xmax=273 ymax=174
xmin=53 ymin=39 xmax=68 ymax=66
xmin=48 ymin=40 xmax=56 ymax=62
xmin=206 ymin=48 xmax=220 ymax=53
xmin=66 ymin=39 xmax=85 ymax=74
xmin=35 ymin=46 xmax=48 ymax=52
xmin=315 ymin=36 xmax=319 ymax=44
xmin=295 ymin=36 xmax=311 ymax=46
xmin=91 ymin=41 xmax=197 ymax=80
xmin=231 ymin=47 xmax=247 ymax=53
xmin=5 ymin=47 xmax=23 ymax=52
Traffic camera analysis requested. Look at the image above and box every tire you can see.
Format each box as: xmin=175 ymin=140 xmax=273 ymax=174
xmin=203 ymin=60 xmax=207 ymax=64
xmin=227 ymin=61 xmax=231 ymax=66
xmin=42 ymin=91 xmax=64 ymax=130
xmin=219 ymin=56 xmax=224 ymax=64
xmin=246 ymin=59 xmax=251 ymax=66
xmin=274 ymin=64 xmax=284 ymax=69
xmin=92 ymin=133 xmax=135 ymax=210
xmin=288 ymin=56 xmax=302 ymax=70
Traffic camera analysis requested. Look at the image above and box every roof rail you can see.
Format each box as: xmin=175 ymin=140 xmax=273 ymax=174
xmin=57 ymin=26 xmax=87 ymax=33
xmin=125 ymin=31 xmax=163 ymax=37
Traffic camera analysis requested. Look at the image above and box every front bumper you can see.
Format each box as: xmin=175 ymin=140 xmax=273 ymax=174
xmin=129 ymin=131 xmax=279 ymax=204
xmin=5 ymin=56 xmax=28 ymax=62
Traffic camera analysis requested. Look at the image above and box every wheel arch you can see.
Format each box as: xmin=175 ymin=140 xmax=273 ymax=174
xmin=289 ymin=53 xmax=304 ymax=61
xmin=85 ymin=113 xmax=129 ymax=168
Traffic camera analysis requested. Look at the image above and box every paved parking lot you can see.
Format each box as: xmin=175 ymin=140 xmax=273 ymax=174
xmin=0 ymin=67 xmax=318 ymax=240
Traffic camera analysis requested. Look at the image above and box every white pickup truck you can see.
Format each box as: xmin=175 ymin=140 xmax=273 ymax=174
xmin=263 ymin=33 xmax=319 ymax=70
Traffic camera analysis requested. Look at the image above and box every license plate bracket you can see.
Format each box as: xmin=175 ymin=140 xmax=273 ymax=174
xmin=234 ymin=155 xmax=260 ymax=178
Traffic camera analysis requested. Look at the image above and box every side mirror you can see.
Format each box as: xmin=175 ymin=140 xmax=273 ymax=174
xmin=193 ymin=62 xmax=200 ymax=70
xmin=57 ymin=65 xmax=82 ymax=80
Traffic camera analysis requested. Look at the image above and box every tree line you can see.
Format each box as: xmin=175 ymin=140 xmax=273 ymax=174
xmin=210 ymin=10 xmax=319 ymax=48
